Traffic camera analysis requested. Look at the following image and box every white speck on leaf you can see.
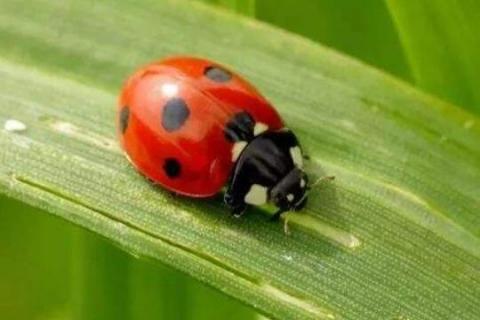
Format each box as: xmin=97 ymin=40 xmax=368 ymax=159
xmin=4 ymin=119 xmax=27 ymax=132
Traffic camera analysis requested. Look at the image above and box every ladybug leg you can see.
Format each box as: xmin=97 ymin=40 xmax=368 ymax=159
xmin=224 ymin=180 xmax=250 ymax=219
xmin=269 ymin=208 xmax=285 ymax=222
xmin=231 ymin=204 xmax=248 ymax=218
xmin=283 ymin=216 xmax=291 ymax=235
xmin=270 ymin=209 xmax=291 ymax=235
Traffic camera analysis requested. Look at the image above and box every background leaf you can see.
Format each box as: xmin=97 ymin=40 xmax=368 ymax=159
xmin=1 ymin=0 xmax=480 ymax=319
xmin=196 ymin=0 xmax=411 ymax=80
xmin=0 ymin=197 xmax=72 ymax=320
xmin=255 ymin=0 xmax=411 ymax=80
xmin=387 ymin=0 xmax=480 ymax=114
xmin=0 ymin=195 xmax=256 ymax=320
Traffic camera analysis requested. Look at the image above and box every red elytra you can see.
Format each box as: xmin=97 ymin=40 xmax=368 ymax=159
xmin=118 ymin=56 xmax=284 ymax=197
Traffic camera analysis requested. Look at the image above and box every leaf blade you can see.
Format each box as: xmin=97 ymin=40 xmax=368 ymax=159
xmin=255 ymin=0 xmax=411 ymax=80
xmin=1 ymin=1 xmax=480 ymax=320
xmin=387 ymin=0 xmax=480 ymax=114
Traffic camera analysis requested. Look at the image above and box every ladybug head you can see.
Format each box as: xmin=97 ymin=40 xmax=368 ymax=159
xmin=270 ymin=167 xmax=308 ymax=213
xmin=224 ymin=128 xmax=310 ymax=219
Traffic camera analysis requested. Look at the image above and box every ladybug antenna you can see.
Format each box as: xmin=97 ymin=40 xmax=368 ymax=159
xmin=307 ymin=175 xmax=335 ymax=190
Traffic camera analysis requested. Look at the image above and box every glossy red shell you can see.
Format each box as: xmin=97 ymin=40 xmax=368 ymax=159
xmin=118 ymin=56 xmax=284 ymax=197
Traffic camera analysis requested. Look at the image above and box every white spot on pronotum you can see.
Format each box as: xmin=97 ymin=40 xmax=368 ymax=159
xmin=286 ymin=193 xmax=294 ymax=202
xmin=161 ymin=83 xmax=179 ymax=97
xmin=254 ymin=122 xmax=268 ymax=136
xmin=300 ymin=178 xmax=306 ymax=188
xmin=244 ymin=184 xmax=268 ymax=205
xmin=4 ymin=119 xmax=26 ymax=132
xmin=289 ymin=146 xmax=303 ymax=168
xmin=232 ymin=141 xmax=247 ymax=161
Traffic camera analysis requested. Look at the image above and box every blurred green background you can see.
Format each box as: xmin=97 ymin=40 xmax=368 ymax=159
xmin=0 ymin=195 xmax=257 ymax=320
xmin=1 ymin=0 xmax=479 ymax=319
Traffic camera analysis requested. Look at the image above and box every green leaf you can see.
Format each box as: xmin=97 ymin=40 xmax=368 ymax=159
xmin=196 ymin=0 xmax=255 ymax=16
xmin=0 ymin=196 xmax=72 ymax=320
xmin=387 ymin=0 xmax=480 ymax=115
xmin=70 ymin=229 xmax=130 ymax=320
xmin=255 ymin=0 xmax=411 ymax=80
xmin=1 ymin=0 xmax=479 ymax=319
xmin=196 ymin=0 xmax=411 ymax=80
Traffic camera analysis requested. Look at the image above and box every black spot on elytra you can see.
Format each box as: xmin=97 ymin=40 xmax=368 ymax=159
xmin=120 ymin=106 xmax=130 ymax=133
xmin=204 ymin=66 xmax=232 ymax=82
xmin=162 ymin=98 xmax=190 ymax=132
xmin=163 ymin=158 xmax=181 ymax=178
xmin=224 ymin=111 xmax=255 ymax=142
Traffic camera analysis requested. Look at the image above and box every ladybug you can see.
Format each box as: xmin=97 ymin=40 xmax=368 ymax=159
xmin=118 ymin=56 xmax=309 ymax=220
